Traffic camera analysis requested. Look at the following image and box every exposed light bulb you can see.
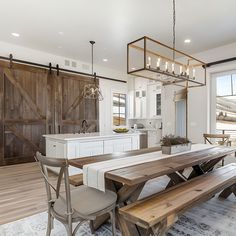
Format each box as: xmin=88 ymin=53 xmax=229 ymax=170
xmin=165 ymin=62 xmax=168 ymax=71
xmin=156 ymin=57 xmax=161 ymax=68
xmin=193 ymin=68 xmax=196 ymax=78
xmin=148 ymin=56 xmax=151 ymax=68
xmin=186 ymin=67 xmax=189 ymax=76
xmin=172 ymin=63 xmax=175 ymax=73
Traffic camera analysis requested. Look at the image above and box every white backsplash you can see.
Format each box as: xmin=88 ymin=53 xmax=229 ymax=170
xmin=128 ymin=119 xmax=162 ymax=130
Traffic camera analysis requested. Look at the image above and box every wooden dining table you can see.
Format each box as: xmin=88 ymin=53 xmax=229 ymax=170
xmin=68 ymin=145 xmax=236 ymax=236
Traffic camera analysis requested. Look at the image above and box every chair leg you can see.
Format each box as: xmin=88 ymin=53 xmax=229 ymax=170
xmin=73 ymin=220 xmax=87 ymax=236
xmin=46 ymin=211 xmax=53 ymax=236
xmin=109 ymin=208 xmax=116 ymax=236
xmin=68 ymin=216 xmax=73 ymax=236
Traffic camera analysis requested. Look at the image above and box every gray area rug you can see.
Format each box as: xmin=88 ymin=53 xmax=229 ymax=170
xmin=0 ymin=177 xmax=236 ymax=236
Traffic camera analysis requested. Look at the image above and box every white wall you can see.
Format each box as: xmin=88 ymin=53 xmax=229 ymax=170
xmin=162 ymin=41 xmax=236 ymax=143
xmin=0 ymin=41 xmax=128 ymax=133
xmin=0 ymin=41 xmax=127 ymax=81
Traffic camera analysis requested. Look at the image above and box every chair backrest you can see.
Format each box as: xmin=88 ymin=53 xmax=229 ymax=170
xmin=203 ymin=133 xmax=230 ymax=145
xmin=35 ymin=152 xmax=73 ymax=215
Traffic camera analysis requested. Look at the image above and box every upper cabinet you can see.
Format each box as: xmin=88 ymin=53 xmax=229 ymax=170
xmin=147 ymin=82 xmax=162 ymax=119
xmin=128 ymin=77 xmax=162 ymax=119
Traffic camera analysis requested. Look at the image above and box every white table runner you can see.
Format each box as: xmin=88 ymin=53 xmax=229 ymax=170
xmin=83 ymin=144 xmax=213 ymax=192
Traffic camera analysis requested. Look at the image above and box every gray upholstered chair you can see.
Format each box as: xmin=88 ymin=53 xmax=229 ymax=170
xmin=35 ymin=152 xmax=117 ymax=236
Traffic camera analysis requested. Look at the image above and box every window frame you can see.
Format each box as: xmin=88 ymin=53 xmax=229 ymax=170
xmin=216 ymin=73 xmax=236 ymax=97
xmin=112 ymin=93 xmax=127 ymax=126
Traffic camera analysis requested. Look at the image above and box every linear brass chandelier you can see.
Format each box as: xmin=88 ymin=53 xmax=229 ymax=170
xmin=127 ymin=0 xmax=206 ymax=88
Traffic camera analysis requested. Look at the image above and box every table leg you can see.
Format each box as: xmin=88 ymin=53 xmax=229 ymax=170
xmin=166 ymin=171 xmax=187 ymax=188
xmin=116 ymin=183 xmax=147 ymax=236
xmin=188 ymin=156 xmax=225 ymax=179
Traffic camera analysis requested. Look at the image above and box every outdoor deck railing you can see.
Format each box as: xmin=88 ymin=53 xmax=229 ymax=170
xmin=217 ymin=129 xmax=236 ymax=139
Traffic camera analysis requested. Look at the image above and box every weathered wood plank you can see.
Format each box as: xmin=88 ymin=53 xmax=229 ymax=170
xmin=4 ymin=68 xmax=45 ymax=119
xmin=5 ymin=125 xmax=40 ymax=152
xmin=69 ymin=146 xmax=162 ymax=168
xmin=119 ymin=164 xmax=236 ymax=229
xmin=0 ymin=68 xmax=4 ymax=164
xmin=106 ymin=146 xmax=236 ymax=185
xmin=68 ymin=174 xmax=83 ymax=187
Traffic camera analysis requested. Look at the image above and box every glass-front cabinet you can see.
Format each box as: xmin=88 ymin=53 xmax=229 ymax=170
xmin=127 ymin=77 xmax=162 ymax=119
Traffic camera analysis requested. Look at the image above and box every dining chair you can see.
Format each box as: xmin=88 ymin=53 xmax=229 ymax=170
xmin=35 ymin=152 xmax=117 ymax=236
xmin=203 ymin=133 xmax=231 ymax=166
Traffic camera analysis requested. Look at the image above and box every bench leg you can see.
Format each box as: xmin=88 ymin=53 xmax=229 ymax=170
xmin=147 ymin=219 xmax=167 ymax=236
xmin=219 ymin=184 xmax=236 ymax=199
xmin=117 ymin=213 xmax=140 ymax=236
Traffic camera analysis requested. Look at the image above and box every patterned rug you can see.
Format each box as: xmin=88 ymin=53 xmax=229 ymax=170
xmin=1 ymin=177 xmax=236 ymax=236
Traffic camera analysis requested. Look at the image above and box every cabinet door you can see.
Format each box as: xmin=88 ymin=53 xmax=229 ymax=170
xmin=147 ymin=84 xmax=161 ymax=118
xmin=46 ymin=140 xmax=65 ymax=158
xmin=132 ymin=135 xmax=140 ymax=150
xmin=104 ymin=138 xmax=132 ymax=154
xmin=148 ymin=131 xmax=158 ymax=148
xmin=79 ymin=141 xmax=103 ymax=157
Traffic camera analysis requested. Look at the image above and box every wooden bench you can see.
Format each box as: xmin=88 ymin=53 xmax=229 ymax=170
xmin=119 ymin=164 xmax=236 ymax=236
xmin=69 ymin=173 xmax=83 ymax=186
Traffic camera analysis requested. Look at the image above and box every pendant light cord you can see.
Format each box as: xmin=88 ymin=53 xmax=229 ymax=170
xmin=89 ymin=41 xmax=95 ymax=75
xmin=91 ymin=42 xmax=94 ymax=74
xmin=172 ymin=0 xmax=176 ymax=61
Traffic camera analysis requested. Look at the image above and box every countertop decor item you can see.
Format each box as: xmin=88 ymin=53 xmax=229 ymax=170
xmin=113 ymin=128 xmax=129 ymax=133
xmin=161 ymin=134 xmax=191 ymax=154
xmin=127 ymin=0 xmax=206 ymax=88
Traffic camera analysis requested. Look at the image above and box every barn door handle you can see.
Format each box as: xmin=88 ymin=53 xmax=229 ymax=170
xmin=49 ymin=125 xmax=52 ymax=134
xmin=58 ymin=125 xmax=61 ymax=134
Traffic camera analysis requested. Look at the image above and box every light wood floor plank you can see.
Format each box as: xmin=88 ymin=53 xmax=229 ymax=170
xmin=0 ymin=162 xmax=62 ymax=225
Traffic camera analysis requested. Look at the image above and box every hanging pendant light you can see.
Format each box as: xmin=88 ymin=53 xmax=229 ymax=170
xmin=127 ymin=0 xmax=207 ymax=88
xmin=82 ymin=41 xmax=104 ymax=101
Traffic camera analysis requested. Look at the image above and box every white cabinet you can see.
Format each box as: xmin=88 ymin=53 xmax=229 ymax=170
xmin=147 ymin=83 xmax=162 ymax=119
xmin=46 ymin=140 xmax=66 ymax=158
xmin=79 ymin=141 xmax=104 ymax=157
xmin=104 ymin=138 xmax=132 ymax=154
xmin=44 ymin=133 xmax=140 ymax=176
xmin=148 ymin=130 xmax=159 ymax=147
xmin=128 ymin=77 xmax=162 ymax=119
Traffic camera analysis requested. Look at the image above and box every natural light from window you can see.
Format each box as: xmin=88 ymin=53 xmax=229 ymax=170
xmin=216 ymin=73 xmax=236 ymax=138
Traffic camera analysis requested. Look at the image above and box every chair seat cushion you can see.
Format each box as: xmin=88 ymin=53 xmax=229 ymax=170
xmin=54 ymin=185 xmax=117 ymax=218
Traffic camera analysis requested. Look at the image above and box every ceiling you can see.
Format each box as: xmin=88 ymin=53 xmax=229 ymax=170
xmin=0 ymin=0 xmax=236 ymax=72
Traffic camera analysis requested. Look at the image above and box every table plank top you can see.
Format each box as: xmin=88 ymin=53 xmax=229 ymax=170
xmin=106 ymin=146 xmax=235 ymax=185
xmin=68 ymin=145 xmax=236 ymax=186
xmin=69 ymin=146 xmax=162 ymax=168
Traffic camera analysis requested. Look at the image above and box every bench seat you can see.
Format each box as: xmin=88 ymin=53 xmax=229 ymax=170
xmin=69 ymin=173 xmax=83 ymax=186
xmin=119 ymin=164 xmax=236 ymax=232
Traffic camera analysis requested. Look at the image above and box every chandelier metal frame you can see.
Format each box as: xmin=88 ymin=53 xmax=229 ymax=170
xmin=127 ymin=0 xmax=207 ymax=88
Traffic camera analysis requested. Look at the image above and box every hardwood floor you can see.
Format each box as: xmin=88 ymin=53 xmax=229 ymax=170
xmin=0 ymin=162 xmax=59 ymax=225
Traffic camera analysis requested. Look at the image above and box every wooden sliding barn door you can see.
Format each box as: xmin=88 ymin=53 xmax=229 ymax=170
xmin=0 ymin=63 xmax=52 ymax=165
xmin=0 ymin=61 xmax=99 ymax=166
xmin=54 ymin=73 xmax=99 ymax=134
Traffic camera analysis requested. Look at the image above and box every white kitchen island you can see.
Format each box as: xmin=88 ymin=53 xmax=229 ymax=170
xmin=43 ymin=132 xmax=140 ymax=175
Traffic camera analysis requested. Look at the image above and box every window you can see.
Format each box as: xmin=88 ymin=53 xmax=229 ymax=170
xmin=215 ymin=72 xmax=236 ymax=134
xmin=113 ymin=93 xmax=126 ymax=126
xmin=156 ymin=93 xmax=161 ymax=116
xmin=232 ymin=74 xmax=236 ymax=95
xmin=216 ymin=74 xmax=236 ymax=97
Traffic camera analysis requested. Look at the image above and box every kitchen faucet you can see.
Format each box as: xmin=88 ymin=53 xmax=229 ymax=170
xmin=81 ymin=119 xmax=88 ymax=133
